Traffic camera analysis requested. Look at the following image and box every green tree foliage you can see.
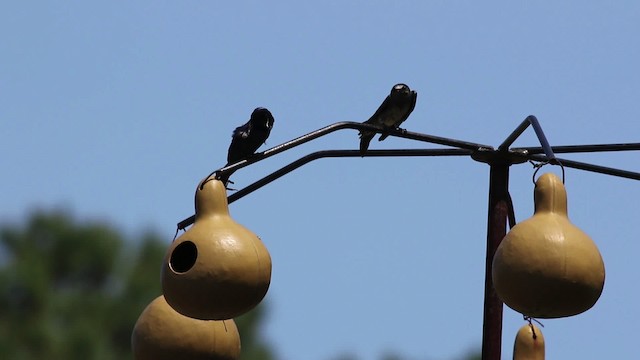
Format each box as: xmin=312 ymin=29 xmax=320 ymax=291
xmin=0 ymin=209 xmax=275 ymax=360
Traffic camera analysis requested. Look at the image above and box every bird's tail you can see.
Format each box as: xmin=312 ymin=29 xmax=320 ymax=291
xmin=359 ymin=131 xmax=375 ymax=157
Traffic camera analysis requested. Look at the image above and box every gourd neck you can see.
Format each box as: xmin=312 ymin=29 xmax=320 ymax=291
xmin=195 ymin=179 xmax=230 ymax=220
xmin=534 ymin=173 xmax=568 ymax=215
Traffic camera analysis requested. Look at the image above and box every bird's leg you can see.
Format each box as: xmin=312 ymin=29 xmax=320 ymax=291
xmin=378 ymin=126 xmax=408 ymax=142
xmin=378 ymin=129 xmax=391 ymax=140
xmin=224 ymin=179 xmax=237 ymax=191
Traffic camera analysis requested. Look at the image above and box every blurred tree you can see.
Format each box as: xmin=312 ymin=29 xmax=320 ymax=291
xmin=0 ymin=209 xmax=275 ymax=360
xmin=0 ymin=210 xmax=128 ymax=359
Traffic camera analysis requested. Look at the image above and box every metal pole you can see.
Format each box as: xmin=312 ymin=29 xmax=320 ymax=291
xmin=482 ymin=159 xmax=509 ymax=360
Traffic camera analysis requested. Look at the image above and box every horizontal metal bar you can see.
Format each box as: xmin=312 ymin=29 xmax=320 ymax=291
xmin=388 ymin=128 xmax=492 ymax=151
xmin=209 ymin=121 xmax=492 ymax=181
xmin=177 ymin=148 xmax=472 ymax=230
xmin=522 ymin=154 xmax=640 ymax=181
xmin=513 ymin=142 xmax=640 ymax=155
xmin=227 ymin=148 xmax=472 ymax=203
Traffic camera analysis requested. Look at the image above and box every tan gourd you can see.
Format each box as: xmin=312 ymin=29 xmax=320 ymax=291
xmin=513 ymin=323 xmax=544 ymax=360
xmin=493 ymin=173 xmax=605 ymax=318
xmin=162 ymin=178 xmax=272 ymax=320
xmin=132 ymin=295 xmax=241 ymax=360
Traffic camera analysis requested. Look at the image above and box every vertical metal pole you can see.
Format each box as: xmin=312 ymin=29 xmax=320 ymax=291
xmin=482 ymin=160 xmax=509 ymax=360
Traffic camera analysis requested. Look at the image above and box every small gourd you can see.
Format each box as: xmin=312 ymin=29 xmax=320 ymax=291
xmin=493 ymin=173 xmax=605 ymax=318
xmin=162 ymin=178 xmax=272 ymax=320
xmin=513 ymin=323 xmax=544 ymax=360
xmin=132 ymin=295 xmax=241 ymax=360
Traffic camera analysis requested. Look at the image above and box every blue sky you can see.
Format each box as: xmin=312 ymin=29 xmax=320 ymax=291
xmin=2 ymin=2 xmax=639 ymax=359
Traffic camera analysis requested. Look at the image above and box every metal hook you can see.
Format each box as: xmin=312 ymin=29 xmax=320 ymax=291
xmin=531 ymin=159 xmax=566 ymax=184
xmin=199 ymin=173 xmax=217 ymax=190
xmin=522 ymin=315 xmax=544 ymax=340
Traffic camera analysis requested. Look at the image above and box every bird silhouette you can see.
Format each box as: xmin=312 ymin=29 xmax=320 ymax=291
xmin=359 ymin=83 xmax=417 ymax=156
xmin=218 ymin=107 xmax=275 ymax=187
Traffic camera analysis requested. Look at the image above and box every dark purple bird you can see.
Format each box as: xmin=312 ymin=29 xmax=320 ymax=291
xmin=359 ymin=83 xmax=417 ymax=156
xmin=218 ymin=107 xmax=275 ymax=187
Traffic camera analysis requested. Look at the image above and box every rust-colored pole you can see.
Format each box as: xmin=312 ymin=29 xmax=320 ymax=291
xmin=482 ymin=160 xmax=509 ymax=360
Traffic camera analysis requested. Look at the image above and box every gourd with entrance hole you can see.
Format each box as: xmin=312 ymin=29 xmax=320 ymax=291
xmin=162 ymin=179 xmax=272 ymax=320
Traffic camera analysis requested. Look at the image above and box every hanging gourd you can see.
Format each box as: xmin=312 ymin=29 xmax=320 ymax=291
xmin=492 ymin=173 xmax=605 ymax=318
xmin=162 ymin=178 xmax=272 ymax=320
xmin=513 ymin=323 xmax=545 ymax=360
xmin=132 ymin=295 xmax=241 ymax=360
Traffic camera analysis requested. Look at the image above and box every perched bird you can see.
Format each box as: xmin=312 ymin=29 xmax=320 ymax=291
xmin=218 ymin=107 xmax=275 ymax=187
xmin=359 ymin=83 xmax=417 ymax=156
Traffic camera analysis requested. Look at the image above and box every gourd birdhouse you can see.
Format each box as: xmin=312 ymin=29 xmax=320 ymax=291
xmin=131 ymin=295 xmax=241 ymax=360
xmin=492 ymin=173 xmax=605 ymax=318
xmin=162 ymin=178 xmax=272 ymax=320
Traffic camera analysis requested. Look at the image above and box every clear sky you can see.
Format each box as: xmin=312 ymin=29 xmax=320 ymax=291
xmin=2 ymin=2 xmax=639 ymax=359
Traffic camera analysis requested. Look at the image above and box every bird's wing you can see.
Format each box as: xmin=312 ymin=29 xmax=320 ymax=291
xmin=394 ymin=91 xmax=417 ymax=128
xmin=360 ymin=94 xmax=392 ymax=138
xmin=232 ymin=122 xmax=252 ymax=140
xmin=363 ymin=94 xmax=392 ymax=125
xmin=227 ymin=121 xmax=251 ymax=164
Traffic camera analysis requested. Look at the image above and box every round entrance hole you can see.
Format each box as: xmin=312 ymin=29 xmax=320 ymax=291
xmin=169 ymin=241 xmax=197 ymax=274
